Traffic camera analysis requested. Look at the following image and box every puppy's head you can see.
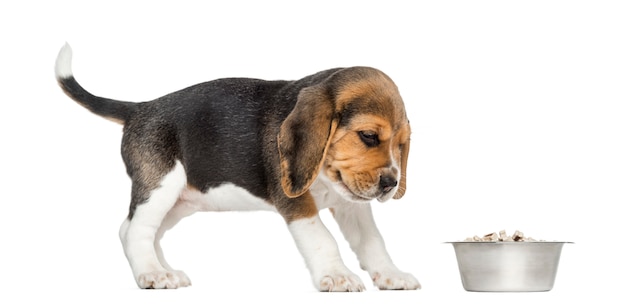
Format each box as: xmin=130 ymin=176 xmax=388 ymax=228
xmin=278 ymin=67 xmax=410 ymax=203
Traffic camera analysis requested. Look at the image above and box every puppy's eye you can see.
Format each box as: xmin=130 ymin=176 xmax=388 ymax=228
xmin=358 ymin=131 xmax=380 ymax=147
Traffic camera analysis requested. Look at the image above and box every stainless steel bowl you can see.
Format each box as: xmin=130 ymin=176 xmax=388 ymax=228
xmin=449 ymin=241 xmax=571 ymax=292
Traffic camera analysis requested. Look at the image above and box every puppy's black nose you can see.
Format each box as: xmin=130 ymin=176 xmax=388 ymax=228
xmin=380 ymin=175 xmax=398 ymax=194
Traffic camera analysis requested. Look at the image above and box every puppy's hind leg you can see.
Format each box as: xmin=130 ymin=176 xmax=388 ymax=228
xmin=152 ymin=200 xmax=198 ymax=286
xmin=119 ymin=161 xmax=190 ymax=289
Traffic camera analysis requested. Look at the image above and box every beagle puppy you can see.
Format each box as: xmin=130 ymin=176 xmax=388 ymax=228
xmin=55 ymin=43 xmax=420 ymax=292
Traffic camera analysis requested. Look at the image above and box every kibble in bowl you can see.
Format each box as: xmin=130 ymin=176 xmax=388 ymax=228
xmin=449 ymin=230 xmax=571 ymax=292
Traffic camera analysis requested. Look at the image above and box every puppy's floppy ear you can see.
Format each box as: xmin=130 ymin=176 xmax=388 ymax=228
xmin=393 ymin=137 xmax=410 ymax=199
xmin=278 ymin=85 xmax=337 ymax=198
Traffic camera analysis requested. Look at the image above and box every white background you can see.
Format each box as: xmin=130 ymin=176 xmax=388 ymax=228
xmin=2 ymin=1 xmax=625 ymax=304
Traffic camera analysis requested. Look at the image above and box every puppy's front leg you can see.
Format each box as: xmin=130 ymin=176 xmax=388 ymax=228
xmin=288 ymin=214 xmax=365 ymax=292
xmin=331 ymin=203 xmax=421 ymax=290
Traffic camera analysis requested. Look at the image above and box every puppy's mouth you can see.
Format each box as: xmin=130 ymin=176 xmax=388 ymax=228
xmin=334 ymin=172 xmax=393 ymax=203
xmin=337 ymin=181 xmax=374 ymax=203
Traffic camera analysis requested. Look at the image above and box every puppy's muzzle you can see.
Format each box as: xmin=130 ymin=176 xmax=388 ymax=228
xmin=380 ymin=175 xmax=398 ymax=195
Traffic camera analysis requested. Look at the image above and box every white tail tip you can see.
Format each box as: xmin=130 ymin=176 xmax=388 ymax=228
xmin=55 ymin=42 xmax=73 ymax=79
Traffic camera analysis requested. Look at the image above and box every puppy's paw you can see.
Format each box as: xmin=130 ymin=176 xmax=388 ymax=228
xmin=372 ymin=270 xmax=421 ymax=290
xmin=318 ymin=272 xmax=365 ymax=292
xmin=137 ymin=270 xmax=191 ymax=289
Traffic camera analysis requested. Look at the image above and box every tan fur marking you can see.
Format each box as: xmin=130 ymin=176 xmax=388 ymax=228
xmin=104 ymin=117 xmax=125 ymax=125
xmin=281 ymin=191 xmax=319 ymax=223
xmin=393 ymin=123 xmax=411 ymax=199
xmin=334 ymin=70 xmax=404 ymax=120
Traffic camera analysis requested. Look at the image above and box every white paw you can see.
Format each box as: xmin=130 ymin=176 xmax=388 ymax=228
xmin=317 ymin=272 xmax=365 ymax=292
xmin=372 ymin=270 xmax=421 ymax=290
xmin=137 ymin=270 xmax=191 ymax=289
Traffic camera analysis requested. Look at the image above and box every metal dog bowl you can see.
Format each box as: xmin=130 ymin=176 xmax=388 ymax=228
xmin=449 ymin=241 xmax=571 ymax=292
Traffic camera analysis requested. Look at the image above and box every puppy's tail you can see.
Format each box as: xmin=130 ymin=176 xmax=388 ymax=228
xmin=55 ymin=43 xmax=136 ymax=124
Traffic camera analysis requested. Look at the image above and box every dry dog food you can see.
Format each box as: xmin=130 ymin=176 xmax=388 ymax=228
xmin=464 ymin=230 xmax=542 ymax=242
